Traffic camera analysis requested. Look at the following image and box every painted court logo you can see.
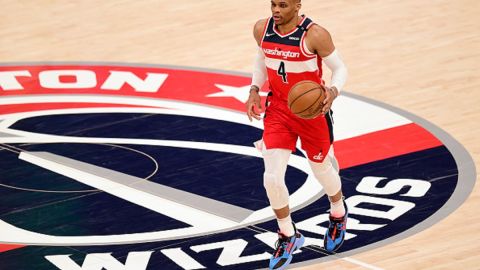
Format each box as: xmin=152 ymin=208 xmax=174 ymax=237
xmin=0 ymin=64 xmax=475 ymax=269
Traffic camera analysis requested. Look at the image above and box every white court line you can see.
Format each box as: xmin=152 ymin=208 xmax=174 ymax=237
xmin=342 ymin=257 xmax=385 ymax=270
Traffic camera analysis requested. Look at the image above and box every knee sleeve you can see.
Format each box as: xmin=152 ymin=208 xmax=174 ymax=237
xmin=263 ymin=172 xmax=289 ymax=209
xmin=309 ymin=157 xmax=342 ymax=196
xmin=262 ymin=148 xmax=291 ymax=209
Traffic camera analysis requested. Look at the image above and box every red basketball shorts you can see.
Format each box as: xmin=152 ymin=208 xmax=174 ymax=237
xmin=262 ymin=98 xmax=334 ymax=163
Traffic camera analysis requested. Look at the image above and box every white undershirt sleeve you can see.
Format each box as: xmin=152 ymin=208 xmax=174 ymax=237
xmin=322 ymin=49 xmax=348 ymax=93
xmin=251 ymin=47 xmax=268 ymax=89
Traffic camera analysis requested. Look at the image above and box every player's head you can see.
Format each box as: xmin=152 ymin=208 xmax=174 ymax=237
xmin=270 ymin=0 xmax=301 ymax=25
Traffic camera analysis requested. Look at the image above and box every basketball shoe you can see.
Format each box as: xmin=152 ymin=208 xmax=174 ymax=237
xmin=269 ymin=223 xmax=305 ymax=270
xmin=324 ymin=200 xmax=348 ymax=252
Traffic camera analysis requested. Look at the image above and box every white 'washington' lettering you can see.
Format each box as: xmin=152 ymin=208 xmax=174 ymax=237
xmin=263 ymin=48 xmax=300 ymax=59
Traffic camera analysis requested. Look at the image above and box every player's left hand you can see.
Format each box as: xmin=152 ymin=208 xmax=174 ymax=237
xmin=322 ymin=86 xmax=338 ymax=114
xmin=245 ymin=87 xmax=262 ymax=121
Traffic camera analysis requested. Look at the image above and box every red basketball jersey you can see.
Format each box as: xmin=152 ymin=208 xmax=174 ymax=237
xmin=261 ymin=16 xmax=323 ymax=102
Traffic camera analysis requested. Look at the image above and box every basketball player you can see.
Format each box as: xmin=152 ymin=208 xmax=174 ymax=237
xmin=245 ymin=0 xmax=348 ymax=269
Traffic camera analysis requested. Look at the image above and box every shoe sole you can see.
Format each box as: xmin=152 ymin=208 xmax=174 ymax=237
xmin=295 ymin=234 xmax=305 ymax=252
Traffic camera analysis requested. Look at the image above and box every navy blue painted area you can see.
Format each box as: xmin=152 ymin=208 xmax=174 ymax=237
xmin=0 ymin=144 xmax=192 ymax=234
xmin=0 ymin=112 xmax=310 ymax=240
xmin=0 ymin=148 xmax=89 ymax=215
xmin=0 ymin=246 xmax=89 ymax=269
xmin=0 ymin=143 xmax=157 ymax=193
xmin=0 ymin=146 xmax=459 ymax=269
xmin=0 ymin=140 xmax=296 ymax=236
xmin=0 ymin=142 xmax=306 ymax=212
xmin=4 ymin=113 xmax=308 ymax=210
xmin=1 ymin=190 xmax=192 ymax=236
xmin=10 ymin=113 xmax=263 ymax=147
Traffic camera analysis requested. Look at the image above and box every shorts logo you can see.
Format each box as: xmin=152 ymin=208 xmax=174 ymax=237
xmin=312 ymin=151 xmax=324 ymax=161
xmin=0 ymin=63 xmax=475 ymax=270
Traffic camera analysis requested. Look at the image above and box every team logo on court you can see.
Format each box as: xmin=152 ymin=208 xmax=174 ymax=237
xmin=0 ymin=64 xmax=475 ymax=269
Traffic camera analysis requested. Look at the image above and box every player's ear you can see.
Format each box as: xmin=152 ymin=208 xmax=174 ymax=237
xmin=295 ymin=2 xmax=301 ymax=12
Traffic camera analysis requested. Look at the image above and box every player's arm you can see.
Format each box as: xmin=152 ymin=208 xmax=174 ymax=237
xmin=306 ymin=25 xmax=348 ymax=114
xmin=246 ymin=19 xmax=268 ymax=121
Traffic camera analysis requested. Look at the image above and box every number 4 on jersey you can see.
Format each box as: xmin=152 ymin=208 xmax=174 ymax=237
xmin=277 ymin=61 xmax=288 ymax=83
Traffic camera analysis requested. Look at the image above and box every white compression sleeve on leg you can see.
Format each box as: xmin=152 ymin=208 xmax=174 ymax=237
xmin=308 ymin=151 xmax=342 ymax=196
xmin=262 ymin=148 xmax=291 ymax=210
xmin=322 ymin=49 xmax=348 ymax=93
xmin=251 ymin=47 xmax=267 ymax=89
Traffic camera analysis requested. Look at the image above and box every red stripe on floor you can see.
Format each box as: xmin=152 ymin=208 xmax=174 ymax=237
xmin=335 ymin=123 xmax=443 ymax=169
xmin=0 ymin=244 xmax=25 ymax=253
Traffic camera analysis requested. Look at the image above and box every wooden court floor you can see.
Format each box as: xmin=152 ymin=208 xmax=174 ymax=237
xmin=0 ymin=0 xmax=479 ymax=269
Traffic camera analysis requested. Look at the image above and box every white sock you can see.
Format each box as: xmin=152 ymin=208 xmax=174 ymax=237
xmin=277 ymin=215 xmax=295 ymax=237
xmin=330 ymin=199 xmax=346 ymax=218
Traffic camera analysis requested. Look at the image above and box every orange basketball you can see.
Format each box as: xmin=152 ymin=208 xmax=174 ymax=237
xmin=287 ymin=80 xmax=326 ymax=119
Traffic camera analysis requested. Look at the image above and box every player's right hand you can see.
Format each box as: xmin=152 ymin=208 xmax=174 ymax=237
xmin=245 ymin=89 xmax=262 ymax=121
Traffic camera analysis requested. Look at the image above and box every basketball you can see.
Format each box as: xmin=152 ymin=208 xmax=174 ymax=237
xmin=287 ymin=80 xmax=326 ymax=119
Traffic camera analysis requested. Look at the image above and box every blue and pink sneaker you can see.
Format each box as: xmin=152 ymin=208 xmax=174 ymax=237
xmin=269 ymin=224 xmax=305 ymax=270
xmin=324 ymin=200 xmax=348 ymax=252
